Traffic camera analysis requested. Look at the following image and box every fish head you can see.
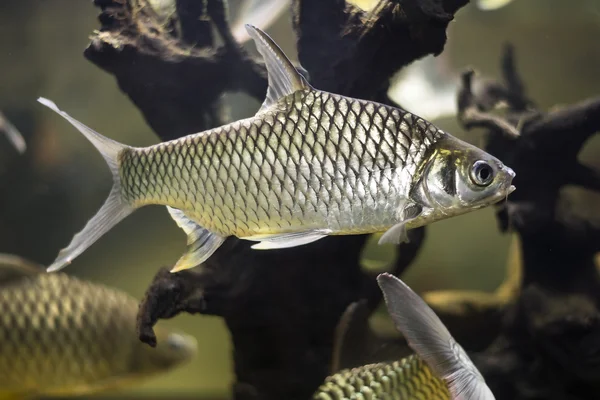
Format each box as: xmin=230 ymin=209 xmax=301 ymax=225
xmin=130 ymin=325 xmax=197 ymax=374
xmin=416 ymin=135 xmax=515 ymax=216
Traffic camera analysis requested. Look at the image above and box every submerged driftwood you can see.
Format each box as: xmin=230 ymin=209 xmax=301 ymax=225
xmin=79 ymin=0 xmax=600 ymax=399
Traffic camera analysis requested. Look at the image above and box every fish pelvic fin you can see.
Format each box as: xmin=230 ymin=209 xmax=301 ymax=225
xmin=37 ymin=97 xmax=134 ymax=273
xmin=244 ymin=24 xmax=311 ymax=112
xmin=166 ymin=207 xmax=225 ymax=273
xmin=377 ymin=273 xmax=495 ymax=400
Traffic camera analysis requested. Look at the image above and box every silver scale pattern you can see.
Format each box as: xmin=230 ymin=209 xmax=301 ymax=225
xmin=120 ymin=89 xmax=441 ymax=237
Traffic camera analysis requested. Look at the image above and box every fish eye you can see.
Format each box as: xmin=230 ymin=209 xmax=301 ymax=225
xmin=470 ymin=160 xmax=494 ymax=187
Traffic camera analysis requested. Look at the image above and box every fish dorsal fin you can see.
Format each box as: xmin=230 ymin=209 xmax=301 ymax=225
xmin=166 ymin=207 xmax=225 ymax=273
xmin=245 ymin=24 xmax=310 ymax=113
xmin=0 ymin=253 xmax=43 ymax=286
xmin=377 ymin=273 xmax=496 ymax=400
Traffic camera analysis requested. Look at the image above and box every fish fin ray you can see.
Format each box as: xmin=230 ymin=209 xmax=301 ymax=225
xmin=377 ymin=273 xmax=495 ymax=400
xmin=378 ymin=203 xmax=423 ymax=245
xmin=245 ymin=24 xmax=310 ymax=112
xmin=38 ymin=97 xmax=134 ymax=273
xmin=242 ymin=229 xmax=330 ymax=250
xmin=38 ymin=98 xmax=127 ymax=175
xmin=378 ymin=223 xmax=409 ymax=245
xmin=231 ymin=0 xmax=289 ymax=44
xmin=167 ymin=207 xmax=225 ymax=272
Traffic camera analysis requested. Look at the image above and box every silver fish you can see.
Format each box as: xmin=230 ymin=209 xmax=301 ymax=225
xmin=37 ymin=25 xmax=515 ymax=274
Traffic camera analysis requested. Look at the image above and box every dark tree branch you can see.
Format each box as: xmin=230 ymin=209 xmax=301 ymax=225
xmin=568 ymin=163 xmax=600 ymax=192
xmin=292 ymin=0 xmax=468 ymax=98
xmin=458 ymin=69 xmax=521 ymax=138
xmin=84 ymin=0 xmax=267 ymax=141
xmin=453 ymin=42 xmax=600 ymax=399
xmin=525 ymin=97 xmax=600 ymax=156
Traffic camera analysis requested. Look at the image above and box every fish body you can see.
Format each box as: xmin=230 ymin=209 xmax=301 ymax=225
xmin=37 ymin=25 xmax=515 ymax=273
xmin=0 ymin=254 xmax=196 ymax=398
xmin=314 ymin=273 xmax=495 ymax=399
xmin=119 ymin=89 xmax=441 ymax=238
xmin=314 ymin=355 xmax=450 ymax=400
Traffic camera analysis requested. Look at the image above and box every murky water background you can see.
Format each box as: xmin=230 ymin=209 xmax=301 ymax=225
xmin=1 ymin=0 xmax=600 ymax=398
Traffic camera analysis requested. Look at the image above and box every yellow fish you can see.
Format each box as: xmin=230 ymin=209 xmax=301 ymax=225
xmin=0 ymin=253 xmax=197 ymax=399
xmin=313 ymin=273 xmax=495 ymax=399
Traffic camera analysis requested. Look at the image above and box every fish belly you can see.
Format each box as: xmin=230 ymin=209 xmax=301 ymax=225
xmin=313 ymin=355 xmax=450 ymax=400
xmin=119 ymin=90 xmax=438 ymax=237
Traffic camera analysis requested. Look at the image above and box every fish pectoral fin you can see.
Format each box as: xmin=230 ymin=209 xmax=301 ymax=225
xmin=242 ymin=229 xmax=331 ymax=250
xmin=377 ymin=273 xmax=495 ymax=400
xmin=0 ymin=253 xmax=44 ymax=286
xmin=378 ymin=223 xmax=409 ymax=245
xmin=245 ymin=24 xmax=311 ymax=113
xmin=166 ymin=207 xmax=226 ymax=273
xmin=378 ymin=203 xmax=423 ymax=245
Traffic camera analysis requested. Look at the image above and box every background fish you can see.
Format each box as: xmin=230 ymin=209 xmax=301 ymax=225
xmin=36 ymin=25 xmax=515 ymax=274
xmin=0 ymin=253 xmax=197 ymax=399
xmin=313 ymin=273 xmax=495 ymax=399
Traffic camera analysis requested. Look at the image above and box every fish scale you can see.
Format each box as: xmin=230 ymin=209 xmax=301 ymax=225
xmin=0 ymin=274 xmax=133 ymax=391
xmin=0 ymin=265 xmax=197 ymax=400
xmin=119 ymin=89 xmax=440 ymax=238
xmin=313 ymin=355 xmax=450 ymax=400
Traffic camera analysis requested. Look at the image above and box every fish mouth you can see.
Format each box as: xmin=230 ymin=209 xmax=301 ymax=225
xmin=498 ymin=166 xmax=516 ymax=196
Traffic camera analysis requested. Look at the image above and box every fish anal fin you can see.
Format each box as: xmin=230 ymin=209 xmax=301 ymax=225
xmin=166 ymin=207 xmax=225 ymax=273
xmin=245 ymin=24 xmax=310 ymax=112
xmin=0 ymin=253 xmax=43 ymax=286
xmin=242 ymin=229 xmax=330 ymax=250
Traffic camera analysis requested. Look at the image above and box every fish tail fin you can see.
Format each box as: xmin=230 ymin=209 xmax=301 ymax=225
xmin=377 ymin=273 xmax=495 ymax=400
xmin=37 ymin=97 xmax=135 ymax=273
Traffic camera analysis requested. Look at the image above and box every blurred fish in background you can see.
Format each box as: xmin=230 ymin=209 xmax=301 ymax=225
xmin=0 ymin=253 xmax=197 ymax=399
xmin=314 ymin=273 xmax=494 ymax=399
